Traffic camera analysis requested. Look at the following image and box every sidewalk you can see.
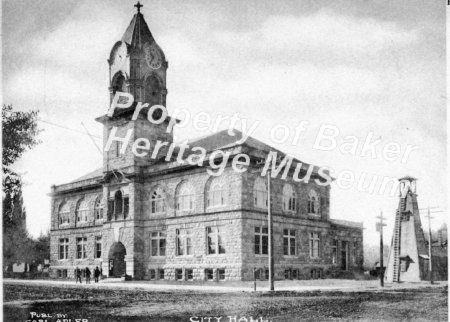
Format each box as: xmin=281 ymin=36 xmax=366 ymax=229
xmin=4 ymin=278 xmax=446 ymax=293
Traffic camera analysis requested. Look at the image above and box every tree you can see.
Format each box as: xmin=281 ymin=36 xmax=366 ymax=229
xmin=3 ymin=181 xmax=32 ymax=267
xmin=2 ymin=104 xmax=41 ymax=269
xmin=2 ymin=104 xmax=41 ymax=196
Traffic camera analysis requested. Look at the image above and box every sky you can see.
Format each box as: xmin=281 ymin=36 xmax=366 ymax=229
xmin=3 ymin=0 xmax=447 ymax=245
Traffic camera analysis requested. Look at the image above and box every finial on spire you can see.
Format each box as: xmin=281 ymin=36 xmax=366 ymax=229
xmin=134 ymin=1 xmax=143 ymax=13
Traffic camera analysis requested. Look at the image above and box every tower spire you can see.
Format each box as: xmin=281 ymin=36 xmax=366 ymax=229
xmin=134 ymin=1 xmax=143 ymax=13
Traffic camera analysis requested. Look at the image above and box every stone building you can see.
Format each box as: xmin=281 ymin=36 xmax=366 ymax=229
xmin=49 ymin=4 xmax=363 ymax=281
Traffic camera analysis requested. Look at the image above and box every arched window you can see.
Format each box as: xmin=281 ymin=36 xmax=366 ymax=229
xmin=253 ymin=177 xmax=268 ymax=209
xmin=58 ymin=202 xmax=70 ymax=226
xmin=207 ymin=177 xmax=226 ymax=208
xmin=75 ymin=198 xmax=89 ymax=223
xmin=114 ymin=190 xmax=123 ymax=216
xmin=176 ymin=181 xmax=195 ymax=211
xmin=283 ymin=184 xmax=296 ymax=212
xmin=151 ymin=187 xmax=165 ymax=214
xmin=308 ymin=189 xmax=319 ymax=215
xmin=94 ymin=196 xmax=104 ymax=221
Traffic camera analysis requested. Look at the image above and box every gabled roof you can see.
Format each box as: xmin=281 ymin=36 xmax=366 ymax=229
xmin=121 ymin=12 xmax=154 ymax=48
xmin=63 ymin=129 xmax=323 ymax=186
xmin=186 ymin=129 xmax=276 ymax=153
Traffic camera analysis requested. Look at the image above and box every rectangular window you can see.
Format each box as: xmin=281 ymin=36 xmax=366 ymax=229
xmin=218 ymin=268 xmax=225 ymax=280
xmin=254 ymin=227 xmax=268 ymax=255
xmin=95 ymin=236 xmax=102 ymax=258
xmin=205 ymin=269 xmax=214 ymax=281
xmin=76 ymin=237 xmax=87 ymax=259
xmin=149 ymin=269 xmax=156 ymax=280
xmin=292 ymin=269 xmax=298 ymax=279
xmin=254 ymin=269 xmax=261 ymax=280
xmin=186 ymin=269 xmax=193 ymax=281
xmin=62 ymin=269 xmax=67 ymax=278
xmin=151 ymin=232 xmax=166 ymax=257
xmin=207 ymin=227 xmax=225 ymax=255
xmin=332 ymin=240 xmax=338 ymax=264
xmin=176 ymin=229 xmax=192 ymax=256
xmin=175 ymin=269 xmax=183 ymax=281
xmin=309 ymin=232 xmax=320 ymax=258
xmin=59 ymin=238 xmax=69 ymax=260
xmin=283 ymin=229 xmax=296 ymax=256
xmin=158 ymin=269 xmax=165 ymax=280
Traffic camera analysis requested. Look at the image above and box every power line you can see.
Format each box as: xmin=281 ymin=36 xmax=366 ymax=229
xmin=38 ymin=119 xmax=102 ymax=139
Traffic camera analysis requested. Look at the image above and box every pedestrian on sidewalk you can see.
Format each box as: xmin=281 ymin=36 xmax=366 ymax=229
xmin=75 ymin=267 xmax=82 ymax=284
xmin=94 ymin=266 xmax=100 ymax=283
xmin=85 ymin=267 xmax=91 ymax=284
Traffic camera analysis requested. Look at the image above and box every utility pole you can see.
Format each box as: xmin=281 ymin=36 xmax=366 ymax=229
xmin=376 ymin=211 xmax=387 ymax=287
xmin=267 ymin=168 xmax=274 ymax=291
xmin=255 ymin=156 xmax=282 ymax=292
xmin=427 ymin=207 xmax=433 ymax=284
xmin=419 ymin=206 xmax=442 ymax=284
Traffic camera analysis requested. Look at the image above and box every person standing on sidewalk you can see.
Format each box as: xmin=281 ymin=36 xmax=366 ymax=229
xmin=75 ymin=267 xmax=82 ymax=284
xmin=85 ymin=267 xmax=91 ymax=284
xmin=94 ymin=266 xmax=100 ymax=283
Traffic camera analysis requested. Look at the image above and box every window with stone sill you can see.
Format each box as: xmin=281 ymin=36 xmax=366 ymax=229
xmin=309 ymin=232 xmax=320 ymax=258
xmin=332 ymin=240 xmax=338 ymax=264
xmin=175 ymin=269 xmax=183 ymax=281
xmin=76 ymin=198 xmax=89 ymax=224
xmin=283 ymin=229 xmax=296 ymax=256
xmin=205 ymin=268 xmax=214 ymax=281
xmin=282 ymin=184 xmax=297 ymax=212
xmin=76 ymin=237 xmax=87 ymax=259
xmin=207 ymin=226 xmax=226 ymax=255
xmin=58 ymin=202 xmax=70 ymax=227
xmin=206 ymin=177 xmax=227 ymax=208
xmin=151 ymin=188 xmax=165 ymax=214
xmin=186 ymin=269 xmax=194 ymax=281
xmin=95 ymin=236 xmax=102 ymax=258
xmin=176 ymin=181 xmax=195 ymax=212
xmin=307 ymin=189 xmax=320 ymax=216
xmin=176 ymin=228 xmax=192 ymax=256
xmin=151 ymin=232 xmax=166 ymax=257
xmin=94 ymin=196 xmax=104 ymax=221
xmin=254 ymin=227 xmax=268 ymax=255
xmin=59 ymin=238 xmax=69 ymax=260
xmin=253 ymin=177 xmax=268 ymax=209
xmin=218 ymin=268 xmax=225 ymax=281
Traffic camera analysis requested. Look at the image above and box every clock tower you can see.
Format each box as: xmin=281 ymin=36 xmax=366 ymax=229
xmin=97 ymin=2 xmax=174 ymax=173
xmin=108 ymin=1 xmax=168 ymax=107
